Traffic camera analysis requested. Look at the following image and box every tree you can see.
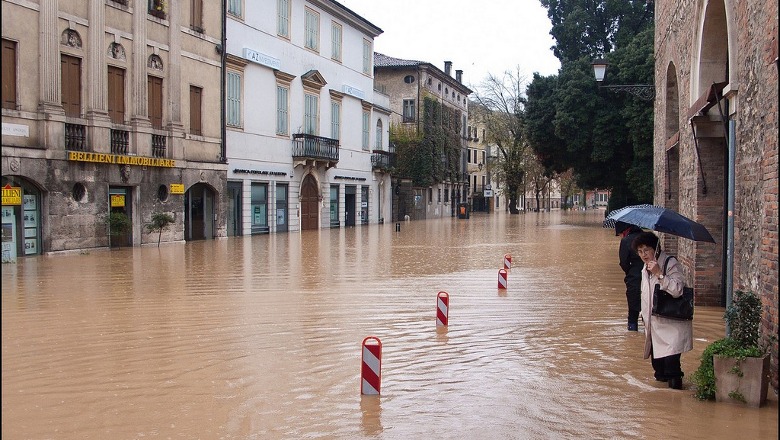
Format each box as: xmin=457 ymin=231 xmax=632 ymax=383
xmin=145 ymin=212 xmax=175 ymax=247
xmin=105 ymin=211 xmax=131 ymax=248
xmin=526 ymin=0 xmax=655 ymax=211
xmin=472 ymin=67 xmax=529 ymax=214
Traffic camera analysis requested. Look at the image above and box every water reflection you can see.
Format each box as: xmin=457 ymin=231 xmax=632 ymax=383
xmin=2 ymin=211 xmax=777 ymax=439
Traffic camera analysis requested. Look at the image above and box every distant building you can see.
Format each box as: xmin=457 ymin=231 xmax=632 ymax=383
xmin=374 ymin=53 xmax=472 ymax=220
xmin=225 ymin=0 xmax=388 ymax=233
xmin=467 ymin=102 xmax=490 ymax=212
xmin=1 ymin=0 xmax=226 ymax=258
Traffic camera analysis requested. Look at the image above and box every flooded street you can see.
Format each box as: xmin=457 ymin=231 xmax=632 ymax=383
xmin=2 ymin=211 xmax=777 ymax=439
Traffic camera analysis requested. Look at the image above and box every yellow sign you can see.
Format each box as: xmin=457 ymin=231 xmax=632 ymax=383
xmin=68 ymin=151 xmax=176 ymax=168
xmin=110 ymin=194 xmax=125 ymax=208
xmin=2 ymin=185 xmax=22 ymax=206
xmin=169 ymin=183 xmax=185 ymax=195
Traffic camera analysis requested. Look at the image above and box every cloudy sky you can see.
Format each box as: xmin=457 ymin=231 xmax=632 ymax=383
xmin=337 ymin=0 xmax=561 ymax=89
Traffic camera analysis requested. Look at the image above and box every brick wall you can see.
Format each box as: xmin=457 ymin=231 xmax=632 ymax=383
xmin=654 ymin=0 xmax=779 ymax=392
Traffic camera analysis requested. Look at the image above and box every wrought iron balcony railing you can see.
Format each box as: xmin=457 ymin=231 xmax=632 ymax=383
xmin=371 ymin=150 xmax=395 ymax=171
xmin=292 ymin=133 xmax=339 ymax=163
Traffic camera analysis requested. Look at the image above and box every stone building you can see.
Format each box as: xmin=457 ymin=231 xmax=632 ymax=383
xmin=1 ymin=0 xmax=226 ymax=259
xmin=374 ymin=53 xmax=472 ymax=221
xmin=466 ymin=102 xmax=490 ymax=212
xmin=654 ymin=0 xmax=778 ymax=389
xmin=224 ymin=0 xmax=389 ymax=234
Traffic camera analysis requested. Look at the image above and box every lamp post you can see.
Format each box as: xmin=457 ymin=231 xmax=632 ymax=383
xmin=591 ymin=58 xmax=655 ymax=101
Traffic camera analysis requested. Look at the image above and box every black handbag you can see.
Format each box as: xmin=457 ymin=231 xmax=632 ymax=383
xmin=651 ymin=257 xmax=694 ymax=320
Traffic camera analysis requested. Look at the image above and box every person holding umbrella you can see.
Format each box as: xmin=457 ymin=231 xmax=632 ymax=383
xmin=615 ymin=221 xmax=643 ymax=331
xmin=632 ymin=231 xmax=692 ymax=389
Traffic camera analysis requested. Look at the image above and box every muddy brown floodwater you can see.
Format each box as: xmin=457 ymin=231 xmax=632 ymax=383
xmin=2 ymin=211 xmax=777 ymax=439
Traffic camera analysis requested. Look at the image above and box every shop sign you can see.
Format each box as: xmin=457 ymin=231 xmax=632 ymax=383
xmin=2 ymin=185 xmax=22 ymax=206
xmin=170 ymin=183 xmax=185 ymax=194
xmin=110 ymin=194 xmax=125 ymax=208
xmin=68 ymin=151 xmax=175 ymax=168
xmin=243 ymin=48 xmax=281 ymax=70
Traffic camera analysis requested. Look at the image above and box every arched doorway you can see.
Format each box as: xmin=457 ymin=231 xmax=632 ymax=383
xmin=300 ymin=174 xmax=319 ymax=230
xmin=184 ymin=183 xmax=215 ymax=240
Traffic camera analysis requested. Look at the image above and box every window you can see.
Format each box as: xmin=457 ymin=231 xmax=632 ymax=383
xmin=361 ymin=110 xmax=369 ymax=150
xmin=362 ymin=39 xmax=372 ymax=75
xmin=191 ymin=0 xmax=203 ymax=32
xmin=148 ymin=0 xmax=166 ymax=19
xmin=304 ymin=93 xmax=318 ymax=135
xmin=304 ymin=8 xmax=319 ymax=52
xmin=467 ymin=148 xmax=472 ymax=163
xmin=61 ymin=54 xmax=81 ymax=117
xmin=402 ymin=99 xmax=415 ymax=122
xmin=445 ymin=188 xmax=450 ymax=203
xmin=404 ymin=75 xmax=415 ymax=84
xmin=331 ymin=22 xmax=342 ymax=62
xmin=330 ymin=100 xmax=340 ymax=140
xmin=437 ymin=188 xmax=441 ymax=203
xmin=147 ymin=76 xmax=163 ymax=129
xmin=375 ymin=119 xmax=383 ymax=149
xmin=2 ymin=39 xmax=17 ymax=109
xmin=277 ymin=0 xmax=290 ymax=37
xmin=190 ymin=85 xmax=202 ymax=135
xmin=107 ymin=66 xmax=125 ymax=124
xmin=226 ymin=71 xmax=241 ymax=127
xmin=228 ymin=0 xmax=242 ymax=17
xmin=276 ymin=85 xmax=289 ymax=135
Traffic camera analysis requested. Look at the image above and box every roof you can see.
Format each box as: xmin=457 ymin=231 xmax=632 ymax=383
xmin=374 ymin=52 xmax=425 ymax=68
xmin=374 ymin=52 xmax=473 ymax=95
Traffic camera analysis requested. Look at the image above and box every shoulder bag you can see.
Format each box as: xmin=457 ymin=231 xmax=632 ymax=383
xmin=652 ymin=256 xmax=694 ymax=320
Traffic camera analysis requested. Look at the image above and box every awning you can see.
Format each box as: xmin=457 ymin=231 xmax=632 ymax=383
xmin=686 ymin=82 xmax=728 ymax=120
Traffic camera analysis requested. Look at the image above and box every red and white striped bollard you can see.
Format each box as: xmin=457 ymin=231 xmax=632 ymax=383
xmin=436 ymin=291 xmax=449 ymax=326
xmin=498 ymin=268 xmax=508 ymax=289
xmin=361 ymin=337 xmax=382 ymax=395
xmin=503 ymin=254 xmax=512 ymax=270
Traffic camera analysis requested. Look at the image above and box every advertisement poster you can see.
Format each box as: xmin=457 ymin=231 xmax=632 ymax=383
xmin=24 ymin=238 xmax=37 ymax=255
xmin=1 ymin=206 xmax=16 ymax=262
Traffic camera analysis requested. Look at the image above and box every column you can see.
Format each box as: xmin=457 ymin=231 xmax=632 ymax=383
xmin=132 ymin=0 xmax=148 ymax=121
xmin=167 ymin=0 xmax=182 ymax=127
xmin=38 ymin=0 xmax=60 ymax=111
xmin=88 ymin=0 xmax=106 ymax=114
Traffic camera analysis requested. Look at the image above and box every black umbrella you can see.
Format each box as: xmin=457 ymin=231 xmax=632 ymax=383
xmin=603 ymin=205 xmax=716 ymax=243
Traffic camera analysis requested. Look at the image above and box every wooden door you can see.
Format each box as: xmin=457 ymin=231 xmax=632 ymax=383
xmin=300 ymin=175 xmax=319 ymax=230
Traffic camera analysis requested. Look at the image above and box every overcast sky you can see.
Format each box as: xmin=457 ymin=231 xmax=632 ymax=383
xmin=337 ymin=0 xmax=561 ymax=89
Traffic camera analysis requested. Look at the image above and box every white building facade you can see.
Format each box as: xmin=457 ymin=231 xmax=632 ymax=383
xmin=225 ymin=0 xmax=390 ymax=235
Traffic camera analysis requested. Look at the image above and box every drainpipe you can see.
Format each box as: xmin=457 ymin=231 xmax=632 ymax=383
xmin=725 ymin=119 xmax=735 ymax=335
xmin=219 ymin=0 xmax=227 ymax=163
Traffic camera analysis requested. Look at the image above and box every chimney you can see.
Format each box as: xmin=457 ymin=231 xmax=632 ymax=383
xmin=456 ymin=70 xmax=463 ymax=83
xmin=444 ymin=61 xmax=452 ymax=76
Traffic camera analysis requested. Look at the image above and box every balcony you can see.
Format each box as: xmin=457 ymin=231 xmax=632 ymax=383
xmin=65 ymin=123 xmax=87 ymax=151
xmin=110 ymin=129 xmax=129 ymax=155
xmin=152 ymin=134 xmax=166 ymax=158
xmin=371 ymin=150 xmax=395 ymax=172
xmin=292 ymin=133 xmax=339 ymax=169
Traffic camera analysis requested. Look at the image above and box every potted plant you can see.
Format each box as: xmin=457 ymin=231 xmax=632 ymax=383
xmin=145 ymin=212 xmax=175 ymax=247
xmin=105 ymin=211 xmax=132 ymax=248
xmin=691 ymin=290 xmax=771 ymax=407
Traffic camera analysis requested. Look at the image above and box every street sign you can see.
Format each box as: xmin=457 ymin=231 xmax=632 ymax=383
xmin=484 ymin=190 xmax=493 ymax=197
xmin=485 ymin=184 xmax=492 ymax=190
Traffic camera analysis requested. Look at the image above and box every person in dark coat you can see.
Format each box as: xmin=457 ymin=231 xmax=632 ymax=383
xmin=616 ymin=221 xmax=643 ymax=331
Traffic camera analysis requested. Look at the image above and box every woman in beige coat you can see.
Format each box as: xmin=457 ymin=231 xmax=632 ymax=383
xmin=633 ymin=232 xmax=693 ymax=389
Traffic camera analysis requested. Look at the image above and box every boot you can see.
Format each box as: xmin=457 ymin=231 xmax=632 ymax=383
xmin=668 ymin=377 xmax=683 ymax=389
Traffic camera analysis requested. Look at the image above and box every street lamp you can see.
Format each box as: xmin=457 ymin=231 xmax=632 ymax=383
xmin=591 ymin=58 xmax=655 ymax=101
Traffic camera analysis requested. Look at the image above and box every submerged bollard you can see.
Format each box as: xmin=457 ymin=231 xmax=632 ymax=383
xmin=498 ymin=268 xmax=508 ymax=289
xmin=436 ymin=291 xmax=449 ymax=326
xmin=361 ymin=337 xmax=382 ymax=395
xmin=504 ymin=254 xmax=512 ymax=270
xmin=395 ymin=222 xmax=400 ymax=232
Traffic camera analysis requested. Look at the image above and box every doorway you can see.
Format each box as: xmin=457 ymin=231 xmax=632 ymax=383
xmin=227 ymin=181 xmax=242 ymax=236
xmin=185 ymin=183 xmax=215 ymax=240
xmin=345 ymin=185 xmax=356 ymax=227
xmin=300 ymin=175 xmax=319 ymax=230
xmin=108 ymin=186 xmax=132 ymax=247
